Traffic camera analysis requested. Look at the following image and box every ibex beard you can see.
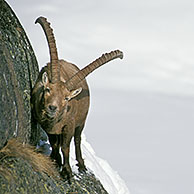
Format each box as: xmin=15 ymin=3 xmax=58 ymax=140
xmin=31 ymin=16 xmax=123 ymax=180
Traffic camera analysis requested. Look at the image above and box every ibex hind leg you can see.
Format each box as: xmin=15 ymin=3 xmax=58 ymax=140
xmin=74 ymin=125 xmax=87 ymax=172
xmin=47 ymin=134 xmax=62 ymax=168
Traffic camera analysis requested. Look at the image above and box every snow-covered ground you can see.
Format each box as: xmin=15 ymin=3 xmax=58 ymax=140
xmin=7 ymin=0 xmax=194 ymax=193
xmin=70 ymin=134 xmax=130 ymax=194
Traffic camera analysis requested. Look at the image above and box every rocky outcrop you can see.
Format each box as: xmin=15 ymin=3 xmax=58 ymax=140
xmin=0 ymin=0 xmax=108 ymax=193
xmin=0 ymin=0 xmax=40 ymax=148
xmin=0 ymin=139 xmax=108 ymax=194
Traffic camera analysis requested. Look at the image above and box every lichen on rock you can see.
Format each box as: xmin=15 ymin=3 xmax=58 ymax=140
xmin=0 ymin=0 xmax=39 ymax=148
xmin=0 ymin=138 xmax=108 ymax=194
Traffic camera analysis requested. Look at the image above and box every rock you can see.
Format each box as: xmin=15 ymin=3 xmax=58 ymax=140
xmin=0 ymin=138 xmax=108 ymax=194
xmin=0 ymin=0 xmax=40 ymax=148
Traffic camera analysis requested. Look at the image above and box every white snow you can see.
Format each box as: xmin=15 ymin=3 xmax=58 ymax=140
xmin=70 ymin=134 xmax=130 ymax=194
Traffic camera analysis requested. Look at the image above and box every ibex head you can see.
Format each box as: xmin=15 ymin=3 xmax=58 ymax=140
xmin=35 ymin=17 xmax=82 ymax=121
xmin=40 ymin=71 xmax=82 ymax=120
xmin=35 ymin=16 xmax=123 ymax=124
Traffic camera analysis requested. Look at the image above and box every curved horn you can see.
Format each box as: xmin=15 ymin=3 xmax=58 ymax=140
xmin=35 ymin=16 xmax=60 ymax=83
xmin=64 ymin=50 xmax=123 ymax=91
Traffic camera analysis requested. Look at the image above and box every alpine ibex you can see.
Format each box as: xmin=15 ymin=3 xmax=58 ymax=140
xmin=31 ymin=16 xmax=123 ymax=179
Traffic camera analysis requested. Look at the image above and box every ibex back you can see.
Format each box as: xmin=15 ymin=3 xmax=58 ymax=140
xmin=31 ymin=16 xmax=123 ymax=179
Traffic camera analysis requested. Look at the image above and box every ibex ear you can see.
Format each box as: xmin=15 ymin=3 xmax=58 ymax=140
xmin=42 ymin=72 xmax=49 ymax=86
xmin=65 ymin=87 xmax=82 ymax=101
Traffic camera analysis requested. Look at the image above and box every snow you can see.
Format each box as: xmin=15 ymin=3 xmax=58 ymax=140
xmin=70 ymin=134 xmax=130 ymax=194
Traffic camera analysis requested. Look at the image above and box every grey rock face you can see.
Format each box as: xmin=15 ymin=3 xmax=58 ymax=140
xmin=0 ymin=0 xmax=39 ymax=148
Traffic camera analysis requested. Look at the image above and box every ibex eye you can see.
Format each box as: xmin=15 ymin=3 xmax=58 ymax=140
xmin=65 ymin=97 xmax=70 ymax=101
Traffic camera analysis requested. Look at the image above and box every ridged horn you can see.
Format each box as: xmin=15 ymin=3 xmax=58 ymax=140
xmin=64 ymin=50 xmax=123 ymax=91
xmin=35 ymin=16 xmax=60 ymax=83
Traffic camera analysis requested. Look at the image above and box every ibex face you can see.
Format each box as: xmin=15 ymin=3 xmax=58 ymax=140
xmin=36 ymin=71 xmax=82 ymax=131
xmin=32 ymin=16 xmax=123 ymax=180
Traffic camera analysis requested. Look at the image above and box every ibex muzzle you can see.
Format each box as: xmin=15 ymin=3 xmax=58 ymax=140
xmin=31 ymin=16 xmax=123 ymax=179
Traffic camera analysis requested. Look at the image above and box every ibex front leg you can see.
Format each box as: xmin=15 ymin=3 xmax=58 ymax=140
xmin=60 ymin=124 xmax=74 ymax=179
xmin=48 ymin=134 xmax=62 ymax=168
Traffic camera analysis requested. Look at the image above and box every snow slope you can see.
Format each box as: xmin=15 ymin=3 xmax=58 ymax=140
xmin=70 ymin=134 xmax=130 ymax=194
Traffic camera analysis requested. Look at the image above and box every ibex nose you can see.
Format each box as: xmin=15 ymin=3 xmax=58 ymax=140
xmin=48 ymin=105 xmax=57 ymax=112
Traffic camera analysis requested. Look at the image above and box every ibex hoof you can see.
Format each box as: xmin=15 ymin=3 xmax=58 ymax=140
xmin=76 ymin=163 xmax=87 ymax=173
xmin=60 ymin=165 xmax=73 ymax=181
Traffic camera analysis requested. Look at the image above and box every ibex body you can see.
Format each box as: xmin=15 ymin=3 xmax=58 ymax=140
xmin=31 ymin=16 xmax=123 ymax=179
